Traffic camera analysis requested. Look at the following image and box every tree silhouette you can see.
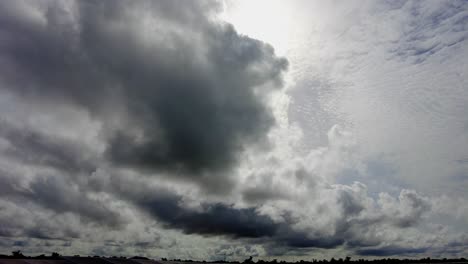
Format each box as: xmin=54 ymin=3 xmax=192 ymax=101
xmin=243 ymin=256 xmax=254 ymax=264
xmin=12 ymin=250 xmax=24 ymax=258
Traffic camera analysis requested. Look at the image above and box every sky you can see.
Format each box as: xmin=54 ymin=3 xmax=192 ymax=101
xmin=0 ymin=0 xmax=467 ymax=260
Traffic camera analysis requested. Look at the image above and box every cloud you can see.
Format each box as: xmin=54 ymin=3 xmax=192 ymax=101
xmin=139 ymin=196 xmax=279 ymax=239
xmin=132 ymin=190 xmax=346 ymax=249
xmin=0 ymin=120 xmax=96 ymax=174
xmin=27 ymin=175 xmax=125 ymax=228
xmin=0 ymin=0 xmax=467 ymax=260
xmin=0 ymin=199 xmax=82 ymax=240
xmin=378 ymin=189 xmax=431 ymax=228
xmin=98 ymin=156 xmax=439 ymax=253
xmin=0 ymin=0 xmax=287 ymax=192
xmin=388 ymin=1 xmax=468 ymax=64
xmin=93 ymin=172 xmax=344 ymax=247
xmin=356 ymin=246 xmax=428 ymax=257
xmin=288 ymin=0 xmax=468 ymax=195
xmin=0 ymin=170 xmax=124 ymax=228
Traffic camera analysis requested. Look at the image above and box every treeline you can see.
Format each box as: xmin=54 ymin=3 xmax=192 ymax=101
xmin=0 ymin=251 xmax=148 ymax=260
xmin=1 ymin=251 xmax=467 ymax=264
xmin=0 ymin=251 xmax=61 ymax=259
xmin=164 ymin=256 xmax=468 ymax=264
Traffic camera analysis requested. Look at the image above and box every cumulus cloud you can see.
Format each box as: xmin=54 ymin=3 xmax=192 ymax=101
xmin=0 ymin=0 xmax=287 ymax=192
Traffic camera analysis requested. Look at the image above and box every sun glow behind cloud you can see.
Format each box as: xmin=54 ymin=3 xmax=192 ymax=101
xmin=221 ymin=0 xmax=296 ymax=56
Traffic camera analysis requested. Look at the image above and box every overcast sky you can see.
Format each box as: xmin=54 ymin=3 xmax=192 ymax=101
xmin=0 ymin=0 xmax=467 ymax=260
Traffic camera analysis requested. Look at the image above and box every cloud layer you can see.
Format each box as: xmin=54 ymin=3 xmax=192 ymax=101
xmin=0 ymin=0 xmax=467 ymax=260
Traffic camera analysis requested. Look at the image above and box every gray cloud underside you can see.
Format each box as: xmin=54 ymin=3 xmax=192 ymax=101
xmin=112 ymin=182 xmax=345 ymax=249
xmin=0 ymin=0 xmax=287 ymax=192
xmin=0 ymin=120 xmax=96 ymax=174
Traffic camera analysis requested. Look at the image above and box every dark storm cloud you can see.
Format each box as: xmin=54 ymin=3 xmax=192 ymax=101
xmin=0 ymin=0 xmax=287 ymax=191
xmin=242 ymin=187 xmax=285 ymax=203
xmin=117 ymin=183 xmax=279 ymax=238
xmin=140 ymin=196 xmax=278 ymax=238
xmin=81 ymin=172 xmax=437 ymax=252
xmin=0 ymin=170 xmax=123 ymax=228
xmin=118 ymin=182 xmax=346 ymax=249
xmin=0 ymin=199 xmax=82 ymax=240
xmin=0 ymin=120 xmax=96 ymax=174
xmin=24 ymin=225 xmax=80 ymax=240
xmin=26 ymin=175 xmax=125 ymax=228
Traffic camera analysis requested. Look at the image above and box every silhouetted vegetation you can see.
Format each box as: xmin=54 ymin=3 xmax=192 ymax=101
xmin=12 ymin=250 xmax=24 ymax=258
xmin=131 ymin=256 xmax=150 ymax=260
xmin=162 ymin=256 xmax=468 ymax=264
xmin=243 ymin=256 xmax=254 ymax=264
xmin=0 ymin=252 xmax=466 ymax=264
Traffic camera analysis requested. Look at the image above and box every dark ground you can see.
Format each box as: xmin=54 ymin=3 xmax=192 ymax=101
xmin=0 ymin=254 xmax=467 ymax=264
